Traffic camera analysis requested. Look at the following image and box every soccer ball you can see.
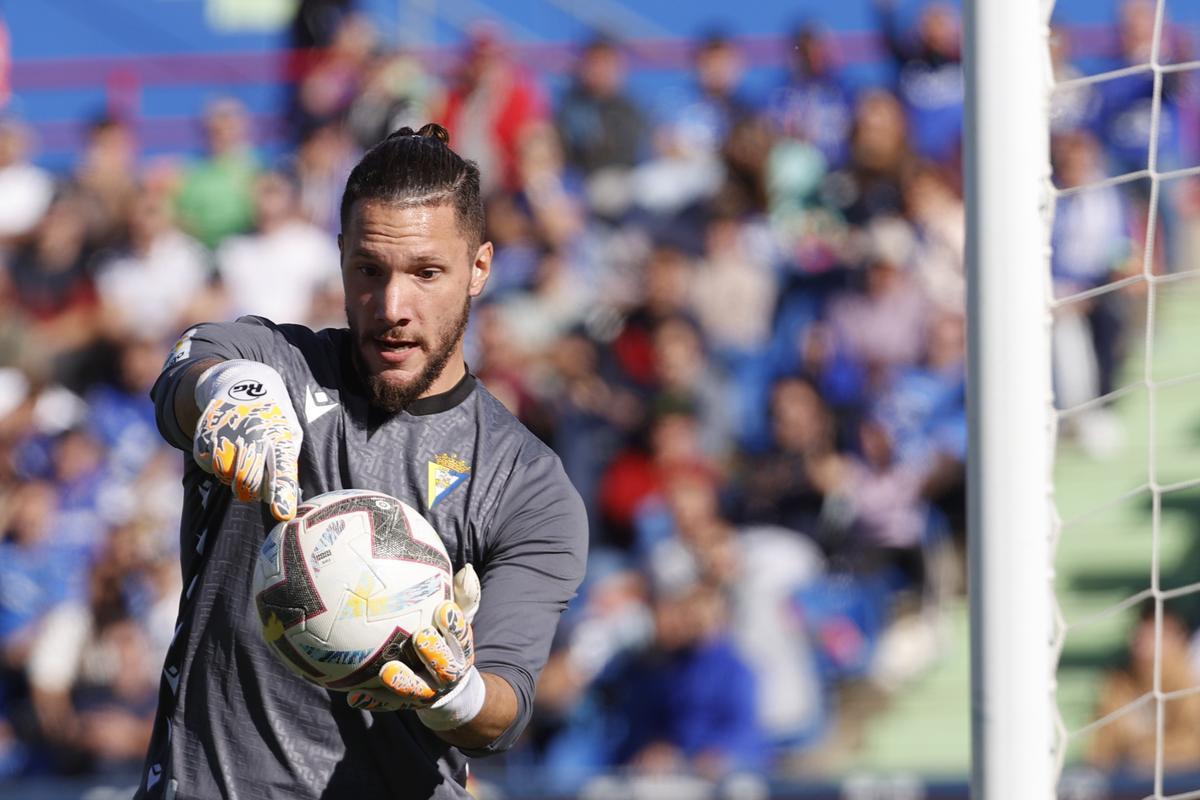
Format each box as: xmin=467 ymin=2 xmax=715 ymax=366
xmin=252 ymin=488 xmax=453 ymax=692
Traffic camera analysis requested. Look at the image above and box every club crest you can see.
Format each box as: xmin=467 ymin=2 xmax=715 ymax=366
xmin=427 ymin=453 xmax=471 ymax=510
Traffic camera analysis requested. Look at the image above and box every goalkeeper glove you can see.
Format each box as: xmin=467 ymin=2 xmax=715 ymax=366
xmin=192 ymin=360 xmax=303 ymax=521
xmin=348 ymin=565 xmax=485 ymax=730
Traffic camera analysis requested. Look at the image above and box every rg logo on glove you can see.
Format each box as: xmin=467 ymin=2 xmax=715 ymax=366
xmin=230 ymin=381 xmax=268 ymax=401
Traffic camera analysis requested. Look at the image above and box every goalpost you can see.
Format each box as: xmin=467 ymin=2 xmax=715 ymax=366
xmin=968 ymin=0 xmax=1199 ymax=797
xmin=964 ymin=0 xmax=1055 ymax=797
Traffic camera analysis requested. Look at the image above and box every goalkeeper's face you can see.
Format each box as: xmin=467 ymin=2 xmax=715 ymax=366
xmin=341 ymin=200 xmax=492 ymax=412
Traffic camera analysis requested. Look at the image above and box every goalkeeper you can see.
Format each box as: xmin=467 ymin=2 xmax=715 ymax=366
xmin=133 ymin=124 xmax=588 ymax=799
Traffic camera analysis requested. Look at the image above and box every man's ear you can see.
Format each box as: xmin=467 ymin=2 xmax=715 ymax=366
xmin=469 ymin=241 xmax=494 ymax=297
xmin=337 ymin=233 xmax=343 ymax=257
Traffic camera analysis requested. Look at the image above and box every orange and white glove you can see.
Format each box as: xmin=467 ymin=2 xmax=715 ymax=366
xmin=348 ymin=565 xmax=484 ymax=730
xmin=192 ymin=360 xmax=303 ymax=521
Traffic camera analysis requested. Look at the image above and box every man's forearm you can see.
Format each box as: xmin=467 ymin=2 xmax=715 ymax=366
xmin=171 ymin=358 xmax=222 ymax=439
xmin=432 ymin=672 xmax=519 ymax=750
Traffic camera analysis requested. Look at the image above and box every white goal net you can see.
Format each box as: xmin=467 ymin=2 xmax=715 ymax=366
xmin=970 ymin=0 xmax=1200 ymax=797
xmin=1049 ymin=0 xmax=1200 ymax=797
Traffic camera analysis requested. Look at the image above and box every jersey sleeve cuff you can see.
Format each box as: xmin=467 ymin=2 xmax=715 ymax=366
xmin=454 ymin=667 xmax=529 ymax=757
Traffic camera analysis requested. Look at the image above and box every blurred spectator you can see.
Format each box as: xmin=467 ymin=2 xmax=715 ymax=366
xmin=175 ymin=98 xmax=260 ymax=249
xmin=840 ymin=416 xmax=929 ymax=556
xmin=824 ymin=89 xmax=914 ymax=226
xmin=1051 ymin=130 xmax=1133 ymax=298
xmin=287 ymin=0 xmax=356 ymax=136
xmin=632 ymin=33 xmax=758 ymax=217
xmin=873 ymin=0 xmax=963 ymax=164
xmin=1096 ymin=0 xmax=1188 ymax=176
xmin=690 ymin=206 xmax=778 ymax=356
xmin=610 ymin=244 xmax=696 ymax=390
xmin=289 ymin=0 xmax=354 ymax=52
xmin=516 ymin=125 xmax=586 ymax=251
xmin=481 ymin=191 xmax=542 ymax=296
xmin=720 ymin=115 xmax=776 ymax=215
xmin=555 ymin=37 xmax=647 ymax=176
xmin=612 ymin=582 xmax=766 ymax=778
xmin=1049 ymin=26 xmax=1101 ymax=135
xmin=649 ymin=316 xmax=734 ymax=461
xmin=672 ymin=32 xmax=756 ymax=157
xmin=26 ymin=540 xmax=161 ymax=773
xmin=1051 ymin=129 xmax=1132 ymax=457
xmin=531 ymin=564 xmax=653 ymax=788
xmin=85 ymin=338 xmax=171 ymax=488
xmin=644 ymin=467 xmax=827 ymax=743
xmin=472 ymin=302 xmax=547 ymax=436
xmin=0 ymin=481 xmax=91 ymax=665
xmin=598 ymin=404 xmax=699 ymax=548
xmin=346 ymin=53 xmax=442 ymax=152
xmin=295 ymin=14 xmax=377 ymax=133
xmin=736 ymin=376 xmax=844 ymax=540
xmin=826 ymin=216 xmax=929 ymax=382
xmin=1095 ymin=0 xmax=1192 ymax=276
xmin=494 ymin=249 xmax=590 ymax=357
xmin=441 ymin=25 xmax=549 ymax=193
xmin=547 ymin=330 xmax=641 ymax=541
xmin=71 ymin=115 xmax=137 ymax=250
xmin=6 ymin=190 xmax=103 ymax=389
xmin=768 ymin=24 xmax=855 ymax=169
xmin=0 ymin=119 xmax=53 ymax=247
xmin=293 ymin=120 xmax=360 ymax=233
xmin=1089 ymin=605 xmax=1200 ymax=772
xmin=872 ymin=311 xmax=966 ymax=496
xmin=766 ymin=133 xmax=836 ymax=265
xmin=94 ymin=188 xmax=216 ymax=343
xmin=901 ymin=163 xmax=963 ymax=314
xmin=215 ymin=168 xmax=340 ymax=325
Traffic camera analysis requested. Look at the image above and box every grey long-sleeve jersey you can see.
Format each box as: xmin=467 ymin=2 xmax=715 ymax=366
xmin=135 ymin=316 xmax=588 ymax=800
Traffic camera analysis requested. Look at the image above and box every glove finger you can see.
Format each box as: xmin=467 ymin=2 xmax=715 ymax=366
xmin=193 ymin=429 xmax=215 ymax=475
xmin=452 ymin=565 xmax=481 ymax=624
xmin=198 ymin=402 xmax=241 ymax=483
xmin=232 ymin=438 xmax=267 ymax=502
xmin=433 ymin=601 xmax=474 ymax=665
xmin=265 ymin=439 xmax=301 ymax=522
xmin=411 ymin=626 xmax=467 ymax=689
xmin=347 ymin=688 xmax=405 ymax=712
xmin=211 ymin=436 xmax=238 ymax=484
xmin=192 ymin=402 xmax=224 ymax=476
xmin=379 ymin=659 xmax=438 ymax=703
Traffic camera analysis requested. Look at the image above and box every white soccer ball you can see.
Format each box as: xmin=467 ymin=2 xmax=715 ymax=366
xmin=252 ymin=488 xmax=453 ymax=692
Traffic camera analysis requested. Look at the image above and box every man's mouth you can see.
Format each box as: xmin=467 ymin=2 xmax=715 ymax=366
xmin=370 ymin=336 xmax=422 ymax=365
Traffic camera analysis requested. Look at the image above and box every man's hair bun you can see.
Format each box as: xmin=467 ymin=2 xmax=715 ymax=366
xmin=386 ymin=123 xmax=451 ymax=145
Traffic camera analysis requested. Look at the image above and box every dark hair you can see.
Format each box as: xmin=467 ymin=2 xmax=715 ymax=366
xmin=339 ymin=123 xmax=484 ymax=248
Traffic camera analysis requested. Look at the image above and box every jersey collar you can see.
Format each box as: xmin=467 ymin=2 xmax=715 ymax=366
xmin=404 ymin=372 xmax=476 ymax=416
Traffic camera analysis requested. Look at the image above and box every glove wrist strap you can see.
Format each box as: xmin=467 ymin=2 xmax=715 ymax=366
xmin=416 ymin=667 xmax=486 ymax=731
xmin=194 ymin=359 xmax=292 ymax=410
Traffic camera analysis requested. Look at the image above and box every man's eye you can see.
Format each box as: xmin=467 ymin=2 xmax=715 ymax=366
xmin=357 ymin=264 xmax=381 ymax=278
xmin=417 ymin=269 xmax=440 ymax=281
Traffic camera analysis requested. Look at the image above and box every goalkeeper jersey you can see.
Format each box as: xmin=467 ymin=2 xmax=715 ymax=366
xmin=135 ymin=316 xmax=588 ymax=800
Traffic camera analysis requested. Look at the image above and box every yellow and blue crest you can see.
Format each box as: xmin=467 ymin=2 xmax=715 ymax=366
xmin=427 ymin=453 xmax=471 ymax=509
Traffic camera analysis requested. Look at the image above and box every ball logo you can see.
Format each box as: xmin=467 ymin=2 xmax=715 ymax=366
xmin=229 ymin=381 xmax=267 ymax=401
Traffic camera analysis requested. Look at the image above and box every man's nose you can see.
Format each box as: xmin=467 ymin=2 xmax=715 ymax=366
xmin=375 ymin=275 xmax=414 ymax=326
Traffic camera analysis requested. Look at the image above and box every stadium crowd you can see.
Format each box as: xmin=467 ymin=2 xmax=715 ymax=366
xmin=0 ymin=0 xmax=1194 ymax=791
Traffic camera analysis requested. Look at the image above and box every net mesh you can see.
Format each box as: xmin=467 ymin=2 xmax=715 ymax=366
xmin=1049 ymin=1 xmax=1200 ymax=796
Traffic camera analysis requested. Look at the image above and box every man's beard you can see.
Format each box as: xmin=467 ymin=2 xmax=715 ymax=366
xmin=348 ymin=295 xmax=471 ymax=413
